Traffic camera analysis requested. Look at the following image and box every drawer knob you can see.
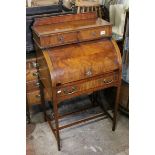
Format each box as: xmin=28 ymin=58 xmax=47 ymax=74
xmin=85 ymin=69 xmax=92 ymax=77
xmin=33 ymin=72 xmax=39 ymax=77
xmin=58 ymin=35 xmax=64 ymax=43
xmin=32 ymin=62 xmax=39 ymax=68
xmin=103 ymin=79 xmax=113 ymax=84
xmin=63 ymin=86 xmax=77 ymax=95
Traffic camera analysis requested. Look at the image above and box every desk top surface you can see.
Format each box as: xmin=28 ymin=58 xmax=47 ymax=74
xmin=32 ymin=13 xmax=111 ymax=36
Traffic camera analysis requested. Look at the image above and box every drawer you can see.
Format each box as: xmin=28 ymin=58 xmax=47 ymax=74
xmin=56 ymin=72 xmax=118 ymax=98
xmin=26 ymin=80 xmax=40 ymax=92
xmin=26 ymin=69 xmax=39 ymax=81
xmin=26 ymin=57 xmax=37 ymax=70
xmin=27 ymin=90 xmax=41 ymax=105
xmin=27 ymin=89 xmax=50 ymax=105
xmin=78 ymin=26 xmax=112 ymax=41
xmin=39 ymin=31 xmax=78 ymax=48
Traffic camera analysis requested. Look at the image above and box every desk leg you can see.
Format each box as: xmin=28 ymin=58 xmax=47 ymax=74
xmin=26 ymin=96 xmax=31 ymax=124
xmin=112 ymin=86 xmax=121 ymax=131
xmin=40 ymin=83 xmax=47 ymax=122
xmin=53 ymin=92 xmax=61 ymax=151
xmin=89 ymin=92 xmax=97 ymax=107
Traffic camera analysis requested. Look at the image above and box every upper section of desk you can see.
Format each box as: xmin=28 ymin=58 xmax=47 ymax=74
xmin=32 ymin=12 xmax=112 ymax=49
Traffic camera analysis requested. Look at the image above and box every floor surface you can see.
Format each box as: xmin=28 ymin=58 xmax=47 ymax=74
xmin=27 ymin=95 xmax=129 ymax=155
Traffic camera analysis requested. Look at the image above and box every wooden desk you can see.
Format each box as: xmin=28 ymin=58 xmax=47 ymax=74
xmin=32 ymin=12 xmax=122 ymax=150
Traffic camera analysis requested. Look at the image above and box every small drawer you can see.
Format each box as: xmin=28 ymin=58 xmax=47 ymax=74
xmin=78 ymin=26 xmax=112 ymax=41
xmin=27 ymin=90 xmax=41 ymax=105
xmin=26 ymin=58 xmax=37 ymax=70
xmin=26 ymin=80 xmax=40 ymax=92
xmin=40 ymin=32 xmax=78 ymax=48
xmin=26 ymin=69 xmax=39 ymax=82
xmin=27 ymin=89 xmax=50 ymax=105
xmin=56 ymin=72 xmax=118 ymax=97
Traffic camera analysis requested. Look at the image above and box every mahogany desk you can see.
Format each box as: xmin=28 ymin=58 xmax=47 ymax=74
xmin=32 ymin=12 xmax=122 ymax=150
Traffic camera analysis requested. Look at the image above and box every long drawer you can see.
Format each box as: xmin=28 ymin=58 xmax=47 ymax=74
xmin=27 ymin=89 xmax=50 ymax=105
xmin=26 ymin=57 xmax=37 ymax=70
xmin=56 ymin=72 xmax=119 ymax=99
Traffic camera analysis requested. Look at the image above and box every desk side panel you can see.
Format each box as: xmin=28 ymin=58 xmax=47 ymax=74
xmin=35 ymin=44 xmax=53 ymax=100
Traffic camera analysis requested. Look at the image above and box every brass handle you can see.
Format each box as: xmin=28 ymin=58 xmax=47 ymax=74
xmin=35 ymin=94 xmax=41 ymax=98
xmin=32 ymin=62 xmax=39 ymax=68
xmin=58 ymin=35 xmax=64 ymax=43
xmin=103 ymin=79 xmax=113 ymax=84
xmin=85 ymin=69 xmax=92 ymax=77
xmin=33 ymin=72 xmax=39 ymax=77
xmin=35 ymin=82 xmax=40 ymax=87
xmin=63 ymin=86 xmax=77 ymax=95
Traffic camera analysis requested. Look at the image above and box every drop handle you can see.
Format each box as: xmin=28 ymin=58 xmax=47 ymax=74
xmin=63 ymin=86 xmax=77 ymax=95
xmin=103 ymin=79 xmax=113 ymax=84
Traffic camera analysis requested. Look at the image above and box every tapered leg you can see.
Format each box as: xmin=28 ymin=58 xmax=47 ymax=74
xmin=53 ymin=100 xmax=61 ymax=151
xmin=52 ymin=90 xmax=61 ymax=151
xmin=112 ymin=86 xmax=121 ymax=131
xmin=40 ymin=83 xmax=47 ymax=122
xmin=26 ymin=96 xmax=31 ymax=124
xmin=89 ymin=92 xmax=96 ymax=107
